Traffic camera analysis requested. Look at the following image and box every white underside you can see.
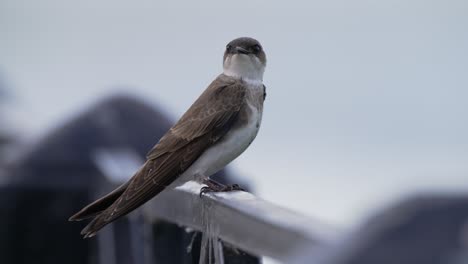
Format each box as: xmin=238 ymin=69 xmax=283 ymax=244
xmin=167 ymin=53 xmax=265 ymax=189
xmin=170 ymin=83 xmax=264 ymax=187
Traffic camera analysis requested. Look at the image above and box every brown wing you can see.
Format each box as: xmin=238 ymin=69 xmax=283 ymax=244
xmin=80 ymin=76 xmax=245 ymax=237
xmin=146 ymin=76 xmax=241 ymax=160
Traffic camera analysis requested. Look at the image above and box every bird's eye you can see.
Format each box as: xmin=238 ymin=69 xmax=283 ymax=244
xmin=252 ymin=44 xmax=262 ymax=52
xmin=226 ymin=44 xmax=232 ymax=51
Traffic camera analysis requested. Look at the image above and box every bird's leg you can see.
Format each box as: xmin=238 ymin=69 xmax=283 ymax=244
xmin=203 ymin=178 xmax=225 ymax=189
xmin=200 ymin=178 xmax=245 ymax=197
xmin=200 ymin=178 xmax=224 ymax=196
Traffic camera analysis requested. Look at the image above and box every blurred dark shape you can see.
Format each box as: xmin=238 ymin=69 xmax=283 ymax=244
xmin=9 ymin=94 xmax=173 ymax=187
xmin=326 ymin=195 xmax=468 ymax=264
xmin=0 ymin=94 xmax=258 ymax=264
xmin=0 ymin=81 xmax=12 ymax=178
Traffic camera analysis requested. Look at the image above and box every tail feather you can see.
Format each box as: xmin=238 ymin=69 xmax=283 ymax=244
xmin=78 ymin=181 xmax=167 ymax=238
xmin=80 ymin=218 xmax=104 ymax=238
xmin=80 ymin=209 xmax=114 ymax=238
xmin=69 ymin=181 xmax=129 ymax=222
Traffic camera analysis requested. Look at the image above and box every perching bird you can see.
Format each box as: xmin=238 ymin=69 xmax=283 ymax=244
xmin=69 ymin=37 xmax=267 ymax=238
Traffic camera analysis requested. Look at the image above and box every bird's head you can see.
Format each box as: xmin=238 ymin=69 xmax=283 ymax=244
xmin=223 ymin=37 xmax=266 ymax=83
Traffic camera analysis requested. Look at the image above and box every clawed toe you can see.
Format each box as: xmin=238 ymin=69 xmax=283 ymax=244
xmin=200 ymin=186 xmax=215 ymax=197
xmin=199 ymin=183 xmax=245 ymax=197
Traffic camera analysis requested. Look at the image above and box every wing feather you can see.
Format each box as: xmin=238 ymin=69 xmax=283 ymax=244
xmin=80 ymin=76 xmax=245 ymax=237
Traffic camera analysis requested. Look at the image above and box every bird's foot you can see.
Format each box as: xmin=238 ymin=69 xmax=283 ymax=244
xmin=199 ymin=179 xmax=245 ymax=197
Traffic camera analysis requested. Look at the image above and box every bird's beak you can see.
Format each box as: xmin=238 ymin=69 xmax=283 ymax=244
xmin=235 ymin=47 xmax=249 ymax=54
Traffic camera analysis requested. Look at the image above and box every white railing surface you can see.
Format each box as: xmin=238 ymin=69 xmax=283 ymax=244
xmin=142 ymin=181 xmax=337 ymax=263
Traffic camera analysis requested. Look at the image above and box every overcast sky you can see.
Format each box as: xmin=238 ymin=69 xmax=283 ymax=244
xmin=1 ymin=0 xmax=468 ymax=229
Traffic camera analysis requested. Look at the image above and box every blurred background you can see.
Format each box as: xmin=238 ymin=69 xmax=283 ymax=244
xmin=1 ymin=0 xmax=468 ymax=263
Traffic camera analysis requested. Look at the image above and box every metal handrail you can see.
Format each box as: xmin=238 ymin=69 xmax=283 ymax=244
xmin=143 ymin=181 xmax=337 ymax=263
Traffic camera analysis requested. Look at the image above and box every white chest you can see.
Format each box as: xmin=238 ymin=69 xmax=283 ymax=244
xmin=182 ymin=84 xmax=264 ymax=180
xmin=218 ymin=98 xmax=263 ymax=164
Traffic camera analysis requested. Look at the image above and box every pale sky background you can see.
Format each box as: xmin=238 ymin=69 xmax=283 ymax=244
xmin=1 ymin=0 xmax=468 ymax=233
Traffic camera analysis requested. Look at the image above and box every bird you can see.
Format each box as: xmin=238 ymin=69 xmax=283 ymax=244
xmin=69 ymin=37 xmax=267 ymax=238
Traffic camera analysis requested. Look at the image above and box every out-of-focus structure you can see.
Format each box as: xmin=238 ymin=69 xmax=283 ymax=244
xmin=0 ymin=95 xmax=259 ymax=264
xmin=0 ymin=83 xmax=14 ymax=181
xmin=0 ymin=94 xmax=467 ymax=264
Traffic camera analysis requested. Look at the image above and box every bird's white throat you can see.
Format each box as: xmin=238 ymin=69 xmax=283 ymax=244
xmin=223 ymin=54 xmax=265 ymax=84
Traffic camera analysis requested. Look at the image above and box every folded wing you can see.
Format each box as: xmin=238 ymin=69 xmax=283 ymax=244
xmin=78 ymin=77 xmax=246 ymax=237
